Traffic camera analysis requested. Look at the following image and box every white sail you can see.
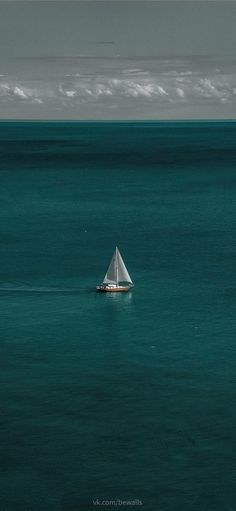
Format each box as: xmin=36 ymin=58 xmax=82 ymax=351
xmin=103 ymin=250 xmax=117 ymax=284
xmin=116 ymin=249 xmax=133 ymax=284
xmin=103 ymin=247 xmax=133 ymax=285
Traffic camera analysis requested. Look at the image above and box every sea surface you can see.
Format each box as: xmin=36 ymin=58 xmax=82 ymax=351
xmin=1 ymin=121 xmax=236 ymax=511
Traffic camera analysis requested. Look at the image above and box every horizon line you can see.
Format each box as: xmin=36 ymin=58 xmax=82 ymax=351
xmin=0 ymin=119 xmax=236 ymax=123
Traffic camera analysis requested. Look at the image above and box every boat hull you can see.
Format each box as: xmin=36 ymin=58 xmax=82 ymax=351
xmin=96 ymin=285 xmax=131 ymax=292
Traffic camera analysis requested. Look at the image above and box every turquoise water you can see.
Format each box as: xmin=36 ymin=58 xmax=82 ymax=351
xmin=1 ymin=121 xmax=236 ymax=511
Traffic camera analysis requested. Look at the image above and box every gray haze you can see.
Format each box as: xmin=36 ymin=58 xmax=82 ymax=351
xmin=0 ymin=1 xmax=236 ymax=119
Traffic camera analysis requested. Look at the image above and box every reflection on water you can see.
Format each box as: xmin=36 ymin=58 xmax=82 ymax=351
xmin=102 ymin=289 xmax=134 ymax=316
xmin=104 ymin=290 xmax=133 ymax=304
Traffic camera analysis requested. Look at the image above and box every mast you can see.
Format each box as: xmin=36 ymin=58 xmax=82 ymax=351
xmin=115 ymin=246 xmax=119 ymax=286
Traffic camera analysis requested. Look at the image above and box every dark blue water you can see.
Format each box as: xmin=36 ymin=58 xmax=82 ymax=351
xmin=1 ymin=121 xmax=236 ymax=511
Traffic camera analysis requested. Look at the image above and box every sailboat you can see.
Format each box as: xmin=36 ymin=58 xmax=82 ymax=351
xmin=96 ymin=247 xmax=133 ymax=292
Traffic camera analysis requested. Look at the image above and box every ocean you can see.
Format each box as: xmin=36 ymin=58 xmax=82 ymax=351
xmin=1 ymin=121 xmax=236 ymax=511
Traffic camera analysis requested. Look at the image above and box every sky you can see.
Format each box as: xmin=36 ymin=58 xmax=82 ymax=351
xmin=0 ymin=1 xmax=236 ymax=120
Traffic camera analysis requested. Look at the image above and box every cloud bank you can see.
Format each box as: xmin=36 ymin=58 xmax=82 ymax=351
xmin=0 ymin=56 xmax=236 ymax=119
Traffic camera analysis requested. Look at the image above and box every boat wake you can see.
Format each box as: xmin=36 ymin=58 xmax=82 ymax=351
xmin=0 ymin=283 xmax=89 ymax=294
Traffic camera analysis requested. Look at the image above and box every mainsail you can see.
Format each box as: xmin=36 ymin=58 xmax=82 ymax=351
xmin=103 ymin=247 xmax=133 ymax=285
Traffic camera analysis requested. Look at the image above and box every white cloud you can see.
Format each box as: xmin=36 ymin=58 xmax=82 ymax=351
xmin=122 ymin=68 xmax=143 ymax=74
xmin=84 ymin=88 xmax=94 ymax=97
xmin=156 ymin=85 xmax=168 ymax=96
xmin=0 ymin=82 xmax=44 ymax=104
xmin=58 ymin=84 xmax=76 ymax=97
xmin=90 ymin=79 xmax=169 ymax=99
xmin=124 ymin=82 xmax=153 ymax=97
xmin=65 ymin=90 xmax=77 ymax=97
xmin=176 ymin=87 xmax=185 ymax=98
xmin=65 ymin=73 xmax=81 ymax=77
xmin=0 ymin=83 xmax=10 ymax=96
xmin=161 ymin=70 xmax=197 ymax=77
xmin=13 ymin=86 xmax=29 ymax=99
xmin=192 ymin=77 xmax=231 ymax=102
xmin=33 ymin=98 xmax=43 ymax=104
xmin=199 ymin=78 xmax=219 ymax=96
xmin=96 ymin=84 xmax=113 ymax=96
